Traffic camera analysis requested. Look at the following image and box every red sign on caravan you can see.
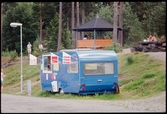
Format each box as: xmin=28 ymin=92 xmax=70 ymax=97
xmin=52 ymin=56 xmax=58 ymax=64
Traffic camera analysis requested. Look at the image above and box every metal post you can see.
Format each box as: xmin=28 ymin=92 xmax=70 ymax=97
xmin=94 ymin=29 xmax=96 ymax=50
xmin=10 ymin=22 xmax=23 ymax=94
xmin=20 ymin=25 xmax=23 ymax=94
xmin=26 ymin=80 xmax=31 ymax=95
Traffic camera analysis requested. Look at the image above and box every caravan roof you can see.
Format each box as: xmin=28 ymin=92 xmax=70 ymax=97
xmin=76 ymin=50 xmax=117 ymax=62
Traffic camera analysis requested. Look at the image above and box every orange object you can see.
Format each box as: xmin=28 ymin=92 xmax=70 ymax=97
xmin=77 ymin=39 xmax=112 ymax=49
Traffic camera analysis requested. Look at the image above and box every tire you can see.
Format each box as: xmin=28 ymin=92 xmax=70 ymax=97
xmin=59 ymin=88 xmax=64 ymax=94
xmin=114 ymin=86 xmax=120 ymax=94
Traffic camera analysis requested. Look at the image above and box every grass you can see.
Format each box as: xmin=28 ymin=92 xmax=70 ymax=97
xmin=1 ymin=52 xmax=166 ymax=100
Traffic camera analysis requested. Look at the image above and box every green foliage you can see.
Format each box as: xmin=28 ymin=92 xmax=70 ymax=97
xmin=119 ymin=52 xmax=166 ymax=97
xmin=61 ymin=29 xmax=73 ymax=49
xmin=123 ymin=2 xmax=145 ymax=46
xmin=9 ymin=50 xmax=18 ymax=61
xmin=104 ymin=42 xmax=122 ymax=53
xmin=129 ymin=2 xmax=166 ymax=37
xmin=2 ymin=2 xmax=166 ymax=52
xmin=2 ymin=49 xmax=18 ymax=62
xmin=32 ymin=36 xmax=43 ymax=57
xmin=40 ymin=2 xmax=59 ymax=29
xmin=45 ymin=12 xmax=73 ymax=52
xmin=2 ymin=49 xmax=10 ymax=57
xmin=2 ymin=2 xmax=38 ymax=54
xmin=38 ymin=91 xmax=52 ymax=97
xmin=126 ymin=56 xmax=134 ymax=65
xmin=98 ymin=5 xmax=114 ymax=24
xmin=142 ymin=73 xmax=156 ymax=79
xmin=124 ymin=79 xmax=144 ymax=90
xmin=45 ymin=12 xmax=59 ymax=52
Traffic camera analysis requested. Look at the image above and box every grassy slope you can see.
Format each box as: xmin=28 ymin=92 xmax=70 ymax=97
xmin=1 ymin=52 xmax=166 ymax=100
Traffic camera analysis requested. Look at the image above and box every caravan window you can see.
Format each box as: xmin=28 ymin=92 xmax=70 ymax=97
xmin=43 ymin=56 xmax=52 ymax=72
xmin=84 ymin=62 xmax=114 ymax=76
xmin=67 ymin=62 xmax=78 ymax=73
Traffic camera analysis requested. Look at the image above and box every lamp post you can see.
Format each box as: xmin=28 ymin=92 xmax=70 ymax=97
xmin=10 ymin=22 xmax=23 ymax=94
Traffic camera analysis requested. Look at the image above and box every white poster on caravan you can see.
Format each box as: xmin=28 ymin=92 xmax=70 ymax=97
xmin=29 ymin=54 xmax=37 ymax=65
xmin=62 ymin=52 xmax=71 ymax=64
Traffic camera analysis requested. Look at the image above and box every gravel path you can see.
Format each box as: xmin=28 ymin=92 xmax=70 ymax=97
xmin=1 ymin=91 xmax=166 ymax=112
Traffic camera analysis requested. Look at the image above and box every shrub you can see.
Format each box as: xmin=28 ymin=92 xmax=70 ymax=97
xmin=104 ymin=42 xmax=122 ymax=53
xmin=2 ymin=49 xmax=10 ymax=57
xmin=9 ymin=50 xmax=18 ymax=61
xmin=2 ymin=49 xmax=18 ymax=62
xmin=126 ymin=56 xmax=134 ymax=65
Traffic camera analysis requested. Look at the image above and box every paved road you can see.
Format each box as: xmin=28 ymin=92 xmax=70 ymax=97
xmin=1 ymin=92 xmax=166 ymax=113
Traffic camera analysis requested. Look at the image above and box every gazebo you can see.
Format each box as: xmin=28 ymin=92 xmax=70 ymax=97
xmin=72 ymin=15 xmax=122 ymax=49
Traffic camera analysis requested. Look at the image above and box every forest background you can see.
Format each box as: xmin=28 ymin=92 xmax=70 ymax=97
xmin=1 ymin=2 xmax=166 ymax=56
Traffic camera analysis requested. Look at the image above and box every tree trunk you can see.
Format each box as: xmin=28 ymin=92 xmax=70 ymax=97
xmin=1 ymin=2 xmax=2 ymax=52
xmin=108 ymin=2 xmax=113 ymax=6
xmin=67 ymin=17 xmax=69 ymax=29
xmin=57 ymin=2 xmax=62 ymax=52
xmin=81 ymin=2 xmax=85 ymax=39
xmin=40 ymin=2 xmax=42 ymax=42
xmin=76 ymin=2 xmax=80 ymax=40
xmin=119 ymin=2 xmax=124 ymax=47
xmin=71 ymin=2 xmax=75 ymax=48
xmin=113 ymin=2 xmax=118 ymax=43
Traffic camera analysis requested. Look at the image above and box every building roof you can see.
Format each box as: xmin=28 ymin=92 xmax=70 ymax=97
xmin=72 ymin=16 xmax=122 ymax=32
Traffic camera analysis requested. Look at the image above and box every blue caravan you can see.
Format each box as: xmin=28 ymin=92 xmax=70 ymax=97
xmin=40 ymin=49 xmax=120 ymax=95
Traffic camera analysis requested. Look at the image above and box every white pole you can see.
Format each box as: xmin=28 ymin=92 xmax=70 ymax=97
xmin=20 ymin=25 xmax=23 ymax=94
xmin=10 ymin=22 xmax=23 ymax=94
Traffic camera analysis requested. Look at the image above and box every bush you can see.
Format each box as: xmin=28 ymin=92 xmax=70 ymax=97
xmin=2 ymin=49 xmax=18 ymax=62
xmin=126 ymin=56 xmax=134 ymax=65
xmin=2 ymin=49 xmax=10 ymax=57
xmin=32 ymin=37 xmax=43 ymax=57
xmin=9 ymin=50 xmax=18 ymax=61
xmin=104 ymin=42 xmax=122 ymax=53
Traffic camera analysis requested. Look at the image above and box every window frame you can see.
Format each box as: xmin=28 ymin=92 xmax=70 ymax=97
xmin=83 ymin=62 xmax=114 ymax=76
xmin=42 ymin=55 xmax=52 ymax=73
xmin=67 ymin=62 xmax=78 ymax=73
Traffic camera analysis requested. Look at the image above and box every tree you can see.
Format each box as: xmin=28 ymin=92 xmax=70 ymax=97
xmin=81 ymin=2 xmax=85 ymax=38
xmin=57 ymin=2 xmax=62 ymax=52
xmin=2 ymin=2 xmax=38 ymax=54
xmin=1 ymin=2 xmax=3 ymax=52
xmin=76 ymin=2 xmax=80 ymax=40
xmin=71 ymin=2 xmax=75 ymax=48
xmin=123 ymin=2 xmax=145 ymax=46
xmin=46 ymin=12 xmax=72 ymax=52
xmin=119 ymin=2 xmax=124 ymax=47
xmin=129 ymin=2 xmax=166 ymax=37
xmin=40 ymin=2 xmax=42 ymax=42
xmin=113 ymin=2 xmax=118 ymax=43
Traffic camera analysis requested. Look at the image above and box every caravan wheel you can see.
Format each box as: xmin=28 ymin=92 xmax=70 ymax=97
xmin=114 ymin=86 xmax=120 ymax=94
xmin=59 ymin=88 xmax=64 ymax=94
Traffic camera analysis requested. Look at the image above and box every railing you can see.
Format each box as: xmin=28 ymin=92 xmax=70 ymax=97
xmin=77 ymin=39 xmax=112 ymax=49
